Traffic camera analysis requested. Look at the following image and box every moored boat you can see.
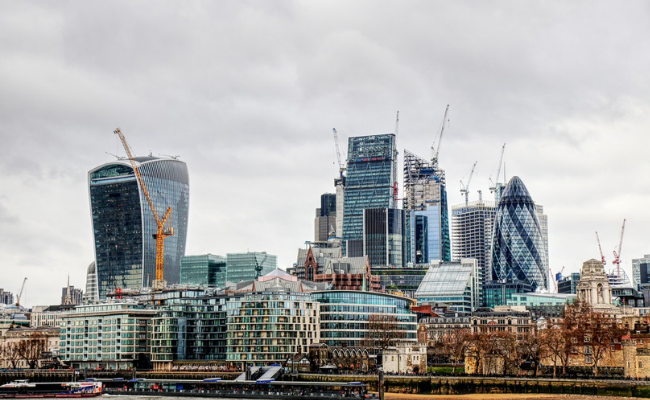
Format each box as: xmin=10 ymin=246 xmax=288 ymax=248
xmin=0 ymin=381 xmax=102 ymax=398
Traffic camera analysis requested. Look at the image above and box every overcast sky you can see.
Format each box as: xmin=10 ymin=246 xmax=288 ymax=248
xmin=2 ymin=1 xmax=649 ymax=307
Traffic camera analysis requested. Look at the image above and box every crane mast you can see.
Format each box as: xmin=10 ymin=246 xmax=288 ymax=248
xmin=114 ymin=128 xmax=173 ymax=289
xmin=431 ymin=105 xmax=449 ymax=165
xmin=332 ymin=128 xmax=345 ymax=178
xmin=489 ymin=143 xmax=506 ymax=200
xmin=460 ymin=161 xmax=477 ymax=206
xmin=595 ymin=231 xmax=606 ymax=266
xmin=16 ymin=277 xmax=27 ymax=308
xmin=612 ymin=219 xmax=626 ymax=277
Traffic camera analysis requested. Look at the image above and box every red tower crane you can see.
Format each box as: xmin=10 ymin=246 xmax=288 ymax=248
xmin=612 ymin=219 xmax=626 ymax=277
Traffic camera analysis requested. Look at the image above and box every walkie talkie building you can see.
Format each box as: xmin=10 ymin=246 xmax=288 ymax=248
xmin=88 ymin=156 xmax=189 ymax=299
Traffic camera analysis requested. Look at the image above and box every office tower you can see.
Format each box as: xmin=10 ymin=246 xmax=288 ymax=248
xmin=342 ymin=134 xmax=397 ymax=257
xmin=536 ymin=204 xmax=549 ymax=275
xmin=314 ymin=193 xmax=337 ymax=242
xmin=0 ymin=289 xmax=14 ymax=305
xmin=403 ymin=150 xmax=451 ymax=263
xmin=491 ymin=176 xmax=548 ymax=290
xmin=451 ymin=200 xmax=496 ymax=303
xmin=363 ymin=208 xmax=405 ymax=267
xmin=89 ymin=156 xmax=189 ymax=299
xmin=225 ymin=252 xmax=276 ymax=283
xmin=558 ymin=272 xmax=581 ymax=294
xmin=61 ymin=286 xmax=83 ymax=305
xmin=83 ymin=262 xmax=98 ymax=304
xmin=632 ymin=254 xmax=650 ymax=290
xmin=335 ymin=177 xmax=345 ymax=238
xmin=180 ymin=254 xmax=227 ymax=286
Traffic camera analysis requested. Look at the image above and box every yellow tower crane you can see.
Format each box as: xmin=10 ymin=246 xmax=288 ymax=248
xmin=114 ymin=128 xmax=173 ymax=290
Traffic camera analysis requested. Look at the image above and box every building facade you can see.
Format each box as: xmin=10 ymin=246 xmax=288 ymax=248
xmin=88 ymin=157 xmax=190 ymax=299
xmin=491 ymin=176 xmax=548 ymax=291
xmin=403 ymin=150 xmax=451 ymax=263
xmin=342 ymin=134 xmax=397 ymax=258
xmin=84 ymin=262 xmax=98 ymax=304
xmin=633 ymin=254 xmax=650 ymax=291
xmin=180 ymin=254 xmax=227 ymax=286
xmin=225 ymin=252 xmax=276 ymax=283
xmin=363 ymin=208 xmax=405 ymax=267
xmin=226 ymin=291 xmax=320 ymax=368
xmin=59 ymin=303 xmax=157 ymax=370
xmin=311 ymin=290 xmax=417 ymax=349
xmin=414 ymin=259 xmax=480 ymax=314
xmin=315 ymin=193 xmax=337 ymax=242
xmin=451 ymin=200 xmax=496 ymax=302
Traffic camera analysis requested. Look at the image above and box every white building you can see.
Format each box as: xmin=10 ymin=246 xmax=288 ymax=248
xmin=382 ymin=342 xmax=427 ymax=374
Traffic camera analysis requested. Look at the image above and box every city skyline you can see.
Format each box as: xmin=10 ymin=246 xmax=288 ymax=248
xmin=1 ymin=1 xmax=649 ymax=306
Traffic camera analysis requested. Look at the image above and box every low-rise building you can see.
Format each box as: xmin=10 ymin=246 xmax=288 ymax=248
xmin=382 ymin=342 xmax=427 ymax=374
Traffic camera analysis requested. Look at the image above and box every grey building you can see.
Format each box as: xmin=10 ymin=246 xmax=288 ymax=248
xmin=180 ymin=254 xmax=226 ymax=286
xmin=363 ymin=208 xmax=405 ymax=267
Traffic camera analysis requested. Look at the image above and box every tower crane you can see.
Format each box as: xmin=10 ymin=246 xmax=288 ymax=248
xmin=332 ymin=128 xmax=346 ymax=178
xmin=595 ymin=231 xmax=606 ymax=266
xmin=431 ymin=105 xmax=450 ymax=166
xmin=114 ymin=128 xmax=173 ymax=290
xmin=489 ymin=143 xmax=506 ymax=201
xmin=16 ymin=277 xmax=27 ymax=308
xmin=460 ymin=161 xmax=477 ymax=206
xmin=612 ymin=219 xmax=626 ymax=277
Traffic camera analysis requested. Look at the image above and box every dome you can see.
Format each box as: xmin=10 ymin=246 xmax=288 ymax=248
xmin=491 ymin=176 xmax=547 ymax=290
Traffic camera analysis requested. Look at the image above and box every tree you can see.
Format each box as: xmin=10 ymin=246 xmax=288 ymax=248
xmin=519 ymin=327 xmax=548 ymax=377
xmin=544 ymin=325 xmax=567 ymax=378
xmin=16 ymin=332 xmax=47 ymax=369
xmin=440 ymin=328 xmax=471 ymax=374
xmin=364 ymin=314 xmax=406 ymax=350
xmin=584 ymin=309 xmax=626 ymax=377
xmin=1 ymin=342 xmax=22 ymax=369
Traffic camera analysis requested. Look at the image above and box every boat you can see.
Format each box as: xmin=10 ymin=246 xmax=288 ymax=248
xmin=0 ymin=381 xmax=102 ymax=398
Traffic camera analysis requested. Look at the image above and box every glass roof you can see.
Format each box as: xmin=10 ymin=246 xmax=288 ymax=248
xmin=415 ymin=264 xmax=473 ymax=297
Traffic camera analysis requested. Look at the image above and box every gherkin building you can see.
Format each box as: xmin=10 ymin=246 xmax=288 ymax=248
xmin=491 ymin=176 xmax=547 ymax=290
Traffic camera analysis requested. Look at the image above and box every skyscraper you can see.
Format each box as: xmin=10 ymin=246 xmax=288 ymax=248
xmin=363 ymin=208 xmax=405 ymax=267
xmin=632 ymin=254 xmax=650 ymax=291
xmin=83 ymin=262 xmax=98 ymax=304
xmin=314 ymin=193 xmax=337 ymax=242
xmin=491 ymin=176 xmax=548 ymax=291
xmin=342 ymin=134 xmax=397 ymax=257
xmin=89 ymin=156 xmax=189 ymax=299
xmin=403 ymin=150 xmax=450 ymax=263
xmin=451 ymin=200 xmax=496 ymax=301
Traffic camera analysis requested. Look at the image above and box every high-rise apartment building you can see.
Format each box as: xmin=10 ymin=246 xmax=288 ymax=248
xmin=342 ymin=134 xmax=397 ymax=257
xmin=491 ymin=176 xmax=548 ymax=291
xmin=363 ymin=208 xmax=405 ymax=267
xmin=403 ymin=150 xmax=451 ymax=263
xmin=88 ymin=156 xmax=189 ymax=299
xmin=451 ymin=200 xmax=496 ymax=300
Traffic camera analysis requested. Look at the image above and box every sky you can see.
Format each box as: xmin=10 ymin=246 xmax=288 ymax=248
xmin=1 ymin=1 xmax=649 ymax=307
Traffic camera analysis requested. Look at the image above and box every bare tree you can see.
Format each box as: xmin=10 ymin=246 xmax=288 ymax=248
xmin=1 ymin=342 xmax=22 ymax=369
xmin=585 ymin=309 xmax=626 ymax=377
xmin=544 ymin=325 xmax=567 ymax=378
xmin=364 ymin=314 xmax=406 ymax=350
xmin=519 ymin=327 xmax=547 ymax=377
xmin=440 ymin=328 xmax=471 ymax=374
xmin=16 ymin=332 xmax=47 ymax=369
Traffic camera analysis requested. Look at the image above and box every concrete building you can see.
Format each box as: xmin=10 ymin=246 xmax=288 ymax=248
xmin=403 ymin=150 xmax=451 ymax=264
xmin=0 ymin=327 xmax=61 ymax=369
xmin=315 ymin=193 xmax=337 ymax=242
xmin=382 ymin=342 xmax=427 ymax=374
xmin=89 ymin=156 xmax=190 ymax=299
xmin=414 ymin=259 xmax=480 ymax=313
xmin=83 ymin=262 xmax=98 ymax=304
xmin=471 ymin=305 xmax=532 ymax=339
xmin=180 ymin=254 xmax=226 ymax=286
xmin=342 ymin=134 xmax=397 ymax=258
xmin=30 ymin=305 xmax=73 ymax=328
xmin=59 ymin=302 xmax=158 ymax=370
xmin=633 ymin=254 xmax=650 ymax=291
xmin=576 ymin=259 xmax=618 ymax=312
xmin=451 ymin=200 xmax=496 ymax=303
xmin=558 ymin=272 xmax=581 ymax=294
xmin=0 ymin=289 xmax=14 ymax=306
